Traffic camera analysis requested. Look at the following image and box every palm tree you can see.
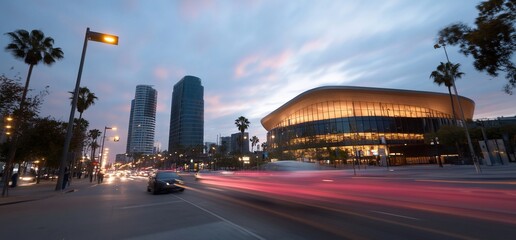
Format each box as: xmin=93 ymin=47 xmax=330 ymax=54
xmin=69 ymin=87 xmax=97 ymax=177
xmin=5 ymin=29 xmax=64 ymax=112
xmin=429 ymin=62 xmax=464 ymax=121
xmin=87 ymin=129 xmax=101 ymax=182
xmin=250 ymin=136 xmax=259 ymax=152
xmin=3 ymin=29 xmax=63 ymax=196
xmin=261 ymin=142 xmax=267 ymax=152
xmin=234 ymin=116 xmax=250 ymax=154
xmin=69 ymin=86 xmax=98 ymax=120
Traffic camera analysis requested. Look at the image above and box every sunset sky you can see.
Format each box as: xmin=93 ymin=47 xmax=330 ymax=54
xmin=1 ymin=0 xmax=514 ymax=162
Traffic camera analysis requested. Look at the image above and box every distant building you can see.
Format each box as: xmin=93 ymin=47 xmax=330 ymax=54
xmin=205 ymin=142 xmax=216 ymax=154
xmin=115 ymin=154 xmax=130 ymax=164
xmin=126 ymin=85 xmax=157 ymax=154
xmin=168 ymin=75 xmax=204 ymax=153
xmin=219 ymin=136 xmax=231 ymax=155
xmin=478 ymin=116 xmax=516 ymax=127
xmin=231 ymin=132 xmax=250 ymax=154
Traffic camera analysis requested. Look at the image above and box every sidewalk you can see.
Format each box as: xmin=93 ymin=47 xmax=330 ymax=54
xmin=348 ymin=163 xmax=516 ymax=180
xmin=0 ymin=177 xmax=96 ymax=206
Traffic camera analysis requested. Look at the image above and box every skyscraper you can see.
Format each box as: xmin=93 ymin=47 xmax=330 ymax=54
xmin=168 ymin=75 xmax=204 ymax=153
xmin=126 ymin=85 xmax=157 ymax=154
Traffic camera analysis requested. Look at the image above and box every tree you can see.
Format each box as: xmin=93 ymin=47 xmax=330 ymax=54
xmin=0 ymin=74 xmax=23 ymax=115
xmin=5 ymin=29 xmax=63 ymax=111
xmin=234 ymin=116 xmax=250 ymax=154
xmin=429 ymin=62 xmax=465 ymax=120
xmin=69 ymin=87 xmax=98 ymax=120
xmin=3 ymin=29 xmax=63 ymax=196
xmin=18 ymin=117 xmax=66 ymax=169
xmin=68 ymin=87 xmax=97 ymax=171
xmin=437 ymin=0 xmax=516 ymax=94
xmin=250 ymin=136 xmax=259 ymax=152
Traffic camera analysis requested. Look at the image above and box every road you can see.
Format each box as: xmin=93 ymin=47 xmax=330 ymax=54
xmin=1 ymin=171 xmax=515 ymax=240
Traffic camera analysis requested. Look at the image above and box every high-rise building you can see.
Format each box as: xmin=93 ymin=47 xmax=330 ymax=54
xmin=231 ymin=132 xmax=250 ymax=154
xmin=126 ymin=85 xmax=157 ymax=154
xmin=219 ymin=136 xmax=231 ymax=155
xmin=168 ymin=75 xmax=204 ymax=152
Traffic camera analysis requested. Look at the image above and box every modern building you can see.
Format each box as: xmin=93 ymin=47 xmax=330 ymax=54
xmin=261 ymin=86 xmax=475 ymax=165
xmin=231 ymin=132 xmax=250 ymax=154
xmin=126 ymin=85 xmax=157 ymax=154
xmin=168 ymin=75 xmax=204 ymax=153
xmin=219 ymin=136 xmax=231 ymax=155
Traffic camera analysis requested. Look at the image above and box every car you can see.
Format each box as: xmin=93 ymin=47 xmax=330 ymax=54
xmin=194 ymin=169 xmax=211 ymax=180
xmin=147 ymin=170 xmax=185 ymax=194
xmin=19 ymin=173 xmax=37 ymax=182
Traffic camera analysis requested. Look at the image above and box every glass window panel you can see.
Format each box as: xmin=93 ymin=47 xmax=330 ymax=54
xmin=336 ymin=119 xmax=343 ymax=133
xmin=356 ymin=117 xmax=364 ymax=132
xmin=363 ymin=119 xmax=371 ymax=132
xmin=328 ymin=101 xmax=336 ymax=119
xmin=335 ymin=102 xmax=342 ymax=118
xmin=342 ymin=119 xmax=350 ymax=133
xmin=376 ymin=118 xmax=384 ymax=132
xmin=370 ymin=117 xmax=378 ymax=132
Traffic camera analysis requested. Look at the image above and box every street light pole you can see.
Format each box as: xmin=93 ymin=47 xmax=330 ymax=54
xmin=434 ymin=40 xmax=481 ymax=173
xmin=430 ymin=137 xmax=442 ymax=167
xmin=99 ymin=126 xmax=118 ymax=170
xmin=99 ymin=127 xmax=111 ymax=171
xmin=55 ymin=28 xmax=118 ymax=191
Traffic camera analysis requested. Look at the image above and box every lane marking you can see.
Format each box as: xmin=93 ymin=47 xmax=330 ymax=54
xmin=174 ymin=195 xmax=266 ymax=240
xmin=206 ymin=187 xmax=225 ymax=192
xmin=119 ymin=200 xmax=183 ymax=209
xmin=370 ymin=210 xmax=420 ymax=220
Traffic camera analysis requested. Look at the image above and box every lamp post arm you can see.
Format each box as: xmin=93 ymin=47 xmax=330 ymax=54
xmin=56 ymin=28 xmax=90 ymax=191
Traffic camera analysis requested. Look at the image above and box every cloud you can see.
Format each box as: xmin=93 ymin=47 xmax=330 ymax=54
xmin=153 ymin=67 xmax=169 ymax=80
xmin=234 ymin=50 xmax=293 ymax=79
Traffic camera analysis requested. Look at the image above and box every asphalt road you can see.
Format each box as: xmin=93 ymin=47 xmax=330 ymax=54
xmin=1 ymin=172 xmax=515 ymax=240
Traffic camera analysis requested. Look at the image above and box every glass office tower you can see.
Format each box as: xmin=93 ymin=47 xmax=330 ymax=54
xmin=126 ymin=85 xmax=157 ymax=154
xmin=168 ymin=75 xmax=204 ymax=153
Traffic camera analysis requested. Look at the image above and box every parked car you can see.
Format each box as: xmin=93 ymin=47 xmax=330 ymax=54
xmin=147 ymin=170 xmax=185 ymax=194
xmin=19 ymin=173 xmax=37 ymax=183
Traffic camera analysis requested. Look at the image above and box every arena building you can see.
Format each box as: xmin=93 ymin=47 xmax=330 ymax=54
xmin=261 ymin=86 xmax=475 ymax=166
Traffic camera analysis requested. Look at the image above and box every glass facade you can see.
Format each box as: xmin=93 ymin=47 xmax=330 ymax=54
xmin=168 ymin=76 xmax=204 ymax=153
xmin=262 ymin=87 xmax=475 ymax=165
xmin=126 ymin=85 xmax=157 ymax=154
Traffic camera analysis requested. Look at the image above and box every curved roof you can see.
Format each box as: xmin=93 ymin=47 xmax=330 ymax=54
xmin=261 ymin=86 xmax=475 ymax=131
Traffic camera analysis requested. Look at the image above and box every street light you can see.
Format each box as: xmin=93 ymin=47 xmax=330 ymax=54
xmin=430 ymin=137 xmax=442 ymax=167
xmin=56 ymin=28 xmax=119 ymax=191
xmin=100 ymin=126 xmax=117 ymax=171
xmin=434 ymin=39 xmax=481 ymax=173
xmin=4 ymin=116 xmax=13 ymax=136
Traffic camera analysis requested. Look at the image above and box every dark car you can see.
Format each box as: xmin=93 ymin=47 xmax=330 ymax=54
xmin=147 ymin=170 xmax=185 ymax=194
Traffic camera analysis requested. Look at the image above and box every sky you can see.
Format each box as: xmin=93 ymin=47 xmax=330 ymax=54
xmin=1 ymin=0 xmax=515 ymax=163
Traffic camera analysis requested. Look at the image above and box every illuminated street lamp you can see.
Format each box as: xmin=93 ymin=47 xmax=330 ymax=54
xmin=56 ymin=28 xmax=119 ymax=191
xmin=100 ymin=126 xmax=117 ymax=170
xmin=4 ymin=116 xmax=13 ymax=136
xmin=434 ymin=39 xmax=481 ymax=173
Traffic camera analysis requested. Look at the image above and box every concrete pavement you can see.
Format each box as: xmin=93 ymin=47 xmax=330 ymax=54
xmin=0 ymin=177 xmax=97 ymax=206
xmin=1 ymin=163 xmax=515 ymax=206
